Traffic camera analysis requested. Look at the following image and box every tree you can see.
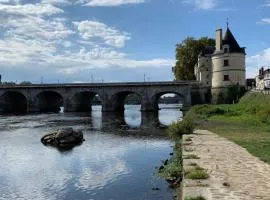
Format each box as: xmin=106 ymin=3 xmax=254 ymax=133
xmin=173 ymin=37 xmax=215 ymax=80
xmin=1 ymin=81 xmax=16 ymax=85
xmin=19 ymin=81 xmax=32 ymax=85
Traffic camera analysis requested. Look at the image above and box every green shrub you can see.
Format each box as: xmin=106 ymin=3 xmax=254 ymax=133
xmin=184 ymin=154 xmax=200 ymax=159
xmin=185 ymin=166 xmax=209 ymax=180
xmin=185 ymin=196 xmax=206 ymax=200
xmin=159 ymin=140 xmax=182 ymax=178
xmin=167 ymin=117 xmax=195 ymax=138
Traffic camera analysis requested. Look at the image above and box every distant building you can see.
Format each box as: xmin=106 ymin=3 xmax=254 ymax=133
xmin=246 ymin=78 xmax=256 ymax=90
xmin=255 ymin=67 xmax=270 ymax=90
xmin=194 ymin=25 xmax=246 ymax=103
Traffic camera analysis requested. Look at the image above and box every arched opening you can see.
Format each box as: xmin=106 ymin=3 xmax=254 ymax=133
xmin=156 ymin=92 xmax=184 ymax=126
xmin=111 ymin=92 xmax=142 ymax=128
xmin=71 ymin=92 xmax=101 ymax=112
xmin=0 ymin=91 xmax=27 ymax=114
xmin=36 ymin=91 xmax=63 ymax=113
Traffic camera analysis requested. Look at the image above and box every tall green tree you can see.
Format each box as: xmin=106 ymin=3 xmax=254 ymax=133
xmin=173 ymin=37 xmax=215 ymax=80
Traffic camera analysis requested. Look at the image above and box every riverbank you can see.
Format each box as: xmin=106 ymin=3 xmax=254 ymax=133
xmin=182 ymin=130 xmax=270 ymax=200
xmin=164 ymin=92 xmax=270 ymax=199
xmin=187 ymin=92 xmax=270 ymax=164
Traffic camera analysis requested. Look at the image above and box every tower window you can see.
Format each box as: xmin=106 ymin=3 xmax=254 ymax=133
xmin=224 ymin=75 xmax=230 ymax=81
xmin=224 ymin=60 xmax=229 ymax=66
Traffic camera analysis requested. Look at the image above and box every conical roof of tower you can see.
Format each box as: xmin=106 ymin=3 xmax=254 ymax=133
xmin=223 ymin=27 xmax=245 ymax=54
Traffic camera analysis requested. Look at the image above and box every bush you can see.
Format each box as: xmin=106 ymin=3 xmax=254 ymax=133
xmin=185 ymin=166 xmax=209 ymax=180
xmin=167 ymin=117 xmax=195 ymax=137
xmin=159 ymin=140 xmax=182 ymax=178
xmin=185 ymin=197 xmax=206 ymax=200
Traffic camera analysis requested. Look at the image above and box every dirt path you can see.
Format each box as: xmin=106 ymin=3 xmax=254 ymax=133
xmin=183 ymin=130 xmax=270 ymax=200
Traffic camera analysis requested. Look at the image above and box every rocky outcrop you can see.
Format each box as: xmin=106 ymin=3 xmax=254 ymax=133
xmin=41 ymin=128 xmax=84 ymax=149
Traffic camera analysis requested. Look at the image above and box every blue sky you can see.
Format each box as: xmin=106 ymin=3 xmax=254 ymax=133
xmin=0 ymin=0 xmax=270 ymax=83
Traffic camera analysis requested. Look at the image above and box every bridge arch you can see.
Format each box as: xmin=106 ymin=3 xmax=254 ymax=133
xmin=35 ymin=91 xmax=63 ymax=113
xmin=109 ymin=91 xmax=142 ymax=112
xmin=0 ymin=91 xmax=27 ymax=114
xmin=150 ymin=91 xmax=185 ymax=111
xmin=70 ymin=91 xmax=102 ymax=112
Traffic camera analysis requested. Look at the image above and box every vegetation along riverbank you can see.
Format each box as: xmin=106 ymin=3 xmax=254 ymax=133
xmin=160 ymin=91 xmax=270 ymax=199
xmin=188 ymin=92 xmax=270 ymax=164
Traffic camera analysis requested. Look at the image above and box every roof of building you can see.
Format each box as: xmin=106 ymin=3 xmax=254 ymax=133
xmin=199 ymin=46 xmax=215 ymax=57
xmin=223 ymin=27 xmax=245 ymax=54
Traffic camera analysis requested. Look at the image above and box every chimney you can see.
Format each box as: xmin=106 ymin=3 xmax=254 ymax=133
xmin=215 ymin=29 xmax=222 ymax=52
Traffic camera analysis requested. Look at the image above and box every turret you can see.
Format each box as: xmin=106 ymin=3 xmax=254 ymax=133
xmin=211 ymin=26 xmax=246 ymax=103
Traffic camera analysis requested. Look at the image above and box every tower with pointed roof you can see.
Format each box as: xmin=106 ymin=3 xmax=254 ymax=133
xmin=195 ymin=25 xmax=246 ymax=103
xmin=211 ymin=26 xmax=246 ymax=103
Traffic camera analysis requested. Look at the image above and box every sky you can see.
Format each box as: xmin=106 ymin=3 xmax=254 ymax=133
xmin=0 ymin=0 xmax=270 ymax=83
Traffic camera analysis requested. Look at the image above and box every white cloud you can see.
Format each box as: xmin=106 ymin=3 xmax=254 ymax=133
xmin=247 ymin=48 xmax=270 ymax=78
xmin=261 ymin=18 xmax=270 ymax=24
xmin=62 ymin=41 xmax=73 ymax=48
xmin=78 ymin=0 xmax=144 ymax=7
xmin=0 ymin=3 xmax=63 ymax=16
xmin=40 ymin=0 xmax=71 ymax=5
xmin=0 ymin=0 xmax=20 ymax=4
xmin=182 ymin=0 xmax=217 ymax=10
xmin=263 ymin=0 xmax=270 ymax=7
xmin=0 ymin=2 xmax=74 ymax=66
xmin=0 ymin=0 xmax=172 ymax=81
xmin=1 ymin=16 xmax=74 ymax=41
xmin=73 ymin=20 xmax=130 ymax=48
xmin=0 ymin=38 xmax=55 ymax=65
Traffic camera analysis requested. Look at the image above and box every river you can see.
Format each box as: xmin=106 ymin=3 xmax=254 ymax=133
xmin=0 ymin=104 xmax=182 ymax=200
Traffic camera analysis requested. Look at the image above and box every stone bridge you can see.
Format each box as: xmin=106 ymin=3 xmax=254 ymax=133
xmin=0 ymin=81 xmax=208 ymax=114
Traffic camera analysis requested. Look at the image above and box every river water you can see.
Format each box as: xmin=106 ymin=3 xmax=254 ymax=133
xmin=0 ymin=104 xmax=182 ymax=200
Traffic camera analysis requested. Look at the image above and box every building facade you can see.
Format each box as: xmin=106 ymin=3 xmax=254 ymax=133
xmin=194 ymin=26 xmax=246 ymax=103
xmin=255 ymin=67 xmax=270 ymax=90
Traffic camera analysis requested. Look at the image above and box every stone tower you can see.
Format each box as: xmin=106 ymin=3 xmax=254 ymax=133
xmin=211 ymin=27 xmax=246 ymax=103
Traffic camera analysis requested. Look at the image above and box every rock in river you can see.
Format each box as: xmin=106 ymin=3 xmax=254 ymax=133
xmin=41 ymin=128 xmax=84 ymax=149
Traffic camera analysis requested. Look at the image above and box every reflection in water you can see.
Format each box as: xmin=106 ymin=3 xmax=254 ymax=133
xmin=101 ymin=104 xmax=182 ymax=132
xmin=0 ymin=105 xmax=181 ymax=200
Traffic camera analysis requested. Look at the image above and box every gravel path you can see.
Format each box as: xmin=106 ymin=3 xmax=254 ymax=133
xmin=183 ymin=130 xmax=270 ymax=200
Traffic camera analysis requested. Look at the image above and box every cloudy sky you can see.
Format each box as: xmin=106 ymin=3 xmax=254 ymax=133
xmin=0 ymin=0 xmax=270 ymax=83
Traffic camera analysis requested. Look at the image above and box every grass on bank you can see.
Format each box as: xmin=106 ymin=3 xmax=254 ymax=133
xmin=185 ymin=166 xmax=209 ymax=180
xmin=159 ymin=140 xmax=182 ymax=178
xmin=184 ymin=196 xmax=206 ymax=200
xmin=159 ymin=116 xmax=196 ymax=180
xmin=186 ymin=92 xmax=270 ymax=164
xmin=184 ymin=154 xmax=200 ymax=159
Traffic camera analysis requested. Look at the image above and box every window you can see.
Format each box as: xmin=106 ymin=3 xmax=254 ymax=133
xmin=224 ymin=75 xmax=230 ymax=81
xmin=224 ymin=59 xmax=229 ymax=66
xmin=224 ymin=48 xmax=228 ymax=53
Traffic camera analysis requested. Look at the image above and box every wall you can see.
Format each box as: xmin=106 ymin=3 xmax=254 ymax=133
xmin=211 ymin=53 xmax=246 ymax=88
